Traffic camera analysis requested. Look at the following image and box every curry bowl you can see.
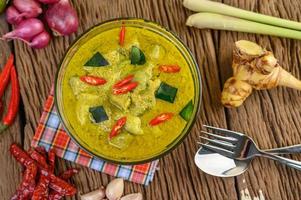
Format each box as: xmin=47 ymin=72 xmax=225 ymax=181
xmin=55 ymin=18 xmax=201 ymax=165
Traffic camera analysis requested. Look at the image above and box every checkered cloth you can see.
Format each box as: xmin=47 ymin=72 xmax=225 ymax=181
xmin=31 ymin=88 xmax=159 ymax=185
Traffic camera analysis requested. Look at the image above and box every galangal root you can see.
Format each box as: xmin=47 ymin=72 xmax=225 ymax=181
xmin=222 ymin=40 xmax=301 ymax=107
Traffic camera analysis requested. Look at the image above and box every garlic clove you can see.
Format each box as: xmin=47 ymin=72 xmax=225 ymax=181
xmin=120 ymin=193 xmax=143 ymax=200
xmin=80 ymin=186 xmax=105 ymax=200
xmin=106 ymin=178 xmax=124 ymax=200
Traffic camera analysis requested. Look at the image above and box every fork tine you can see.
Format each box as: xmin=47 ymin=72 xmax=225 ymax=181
xmin=200 ymin=131 xmax=237 ymax=143
xmin=203 ymin=125 xmax=243 ymax=138
xmin=200 ymin=136 xmax=235 ymax=151
xmin=198 ymin=142 xmax=234 ymax=158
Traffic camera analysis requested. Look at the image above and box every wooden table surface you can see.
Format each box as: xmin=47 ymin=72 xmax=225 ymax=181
xmin=1 ymin=0 xmax=301 ymax=199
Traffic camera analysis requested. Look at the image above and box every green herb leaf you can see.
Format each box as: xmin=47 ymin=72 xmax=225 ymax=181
xmin=84 ymin=52 xmax=109 ymax=67
xmin=130 ymin=46 xmax=146 ymax=65
xmin=155 ymin=82 xmax=178 ymax=103
xmin=89 ymin=106 xmax=108 ymax=123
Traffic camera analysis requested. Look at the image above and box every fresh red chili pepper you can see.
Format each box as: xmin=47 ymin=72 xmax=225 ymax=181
xmin=0 ymin=99 xmax=3 ymax=117
xmin=48 ymin=149 xmax=56 ymax=172
xmin=113 ymin=74 xmax=134 ymax=89
xmin=11 ymin=163 xmax=37 ymax=200
xmin=80 ymin=75 xmax=107 ymax=86
xmin=109 ymin=116 xmax=127 ymax=139
xmin=0 ymin=66 xmax=20 ymax=133
xmin=32 ymin=174 xmax=50 ymax=200
xmin=159 ymin=65 xmax=181 ymax=73
xmin=119 ymin=23 xmax=126 ymax=46
xmin=28 ymin=149 xmax=49 ymax=169
xmin=0 ymin=54 xmax=14 ymax=98
xmin=113 ymin=82 xmax=138 ymax=95
xmin=149 ymin=113 xmax=174 ymax=126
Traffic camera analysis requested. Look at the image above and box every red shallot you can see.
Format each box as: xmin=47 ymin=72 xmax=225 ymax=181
xmin=37 ymin=0 xmax=60 ymax=4
xmin=13 ymin=0 xmax=42 ymax=18
xmin=1 ymin=18 xmax=44 ymax=42
xmin=29 ymin=31 xmax=51 ymax=49
xmin=6 ymin=6 xmax=23 ymax=25
xmin=45 ymin=0 xmax=79 ymax=36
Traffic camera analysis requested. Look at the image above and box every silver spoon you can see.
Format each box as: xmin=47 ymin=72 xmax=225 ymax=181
xmin=195 ymin=144 xmax=301 ymax=177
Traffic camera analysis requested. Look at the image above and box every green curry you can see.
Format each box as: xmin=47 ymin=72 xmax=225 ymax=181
xmin=61 ymin=25 xmax=195 ymax=161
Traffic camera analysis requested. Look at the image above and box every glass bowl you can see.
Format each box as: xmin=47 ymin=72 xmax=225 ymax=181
xmin=55 ymin=18 xmax=202 ymax=165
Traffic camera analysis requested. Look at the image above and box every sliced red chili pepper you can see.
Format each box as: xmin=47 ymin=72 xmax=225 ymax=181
xmin=48 ymin=149 xmax=56 ymax=172
xmin=149 ymin=113 xmax=174 ymax=126
xmin=119 ymin=23 xmax=126 ymax=46
xmin=0 ymin=66 xmax=20 ymax=133
xmin=109 ymin=116 xmax=127 ymax=139
xmin=0 ymin=54 xmax=14 ymax=98
xmin=32 ymin=174 xmax=50 ymax=200
xmin=80 ymin=75 xmax=107 ymax=86
xmin=113 ymin=74 xmax=134 ymax=89
xmin=159 ymin=65 xmax=181 ymax=73
xmin=113 ymin=82 xmax=138 ymax=95
xmin=29 ymin=149 xmax=49 ymax=169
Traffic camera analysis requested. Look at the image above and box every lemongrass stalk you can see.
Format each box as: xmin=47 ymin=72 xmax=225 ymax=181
xmin=186 ymin=13 xmax=301 ymax=40
xmin=183 ymin=0 xmax=301 ymax=31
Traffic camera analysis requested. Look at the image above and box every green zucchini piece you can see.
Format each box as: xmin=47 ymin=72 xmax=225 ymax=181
xmin=89 ymin=106 xmax=108 ymax=123
xmin=180 ymin=100 xmax=194 ymax=121
xmin=130 ymin=46 xmax=146 ymax=65
xmin=155 ymin=82 xmax=178 ymax=103
xmin=84 ymin=52 xmax=109 ymax=67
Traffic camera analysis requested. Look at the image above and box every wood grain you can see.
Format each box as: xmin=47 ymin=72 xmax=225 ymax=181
xmin=1 ymin=0 xmax=301 ymax=199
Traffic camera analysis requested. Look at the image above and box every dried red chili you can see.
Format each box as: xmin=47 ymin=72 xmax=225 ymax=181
xmin=48 ymin=149 xmax=56 ymax=172
xmin=32 ymin=173 xmax=50 ymax=200
xmin=0 ymin=66 xmax=20 ymax=133
xmin=29 ymin=149 xmax=49 ymax=169
xmin=10 ymin=143 xmax=35 ymax=168
xmin=11 ymin=163 xmax=38 ymax=200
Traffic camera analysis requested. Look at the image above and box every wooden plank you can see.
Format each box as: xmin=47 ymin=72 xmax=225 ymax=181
xmin=216 ymin=0 xmax=301 ymax=199
xmin=0 ymin=15 xmax=23 ymax=199
xmin=12 ymin=0 xmax=237 ymax=199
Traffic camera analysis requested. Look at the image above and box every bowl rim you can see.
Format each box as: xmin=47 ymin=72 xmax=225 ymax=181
xmin=55 ymin=17 xmax=202 ymax=165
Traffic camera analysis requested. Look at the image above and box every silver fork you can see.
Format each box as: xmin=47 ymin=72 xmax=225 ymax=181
xmin=199 ymin=125 xmax=301 ymax=171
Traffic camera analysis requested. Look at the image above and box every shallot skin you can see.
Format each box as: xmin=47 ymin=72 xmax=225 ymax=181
xmin=2 ymin=18 xmax=45 ymax=42
xmin=45 ymin=0 xmax=79 ymax=36
xmin=13 ymin=0 xmax=42 ymax=18
xmin=6 ymin=6 xmax=23 ymax=25
xmin=37 ymin=0 xmax=60 ymax=4
xmin=29 ymin=31 xmax=51 ymax=49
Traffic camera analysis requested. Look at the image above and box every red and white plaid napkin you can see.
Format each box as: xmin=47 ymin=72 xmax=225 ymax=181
xmin=31 ymin=88 xmax=159 ymax=185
